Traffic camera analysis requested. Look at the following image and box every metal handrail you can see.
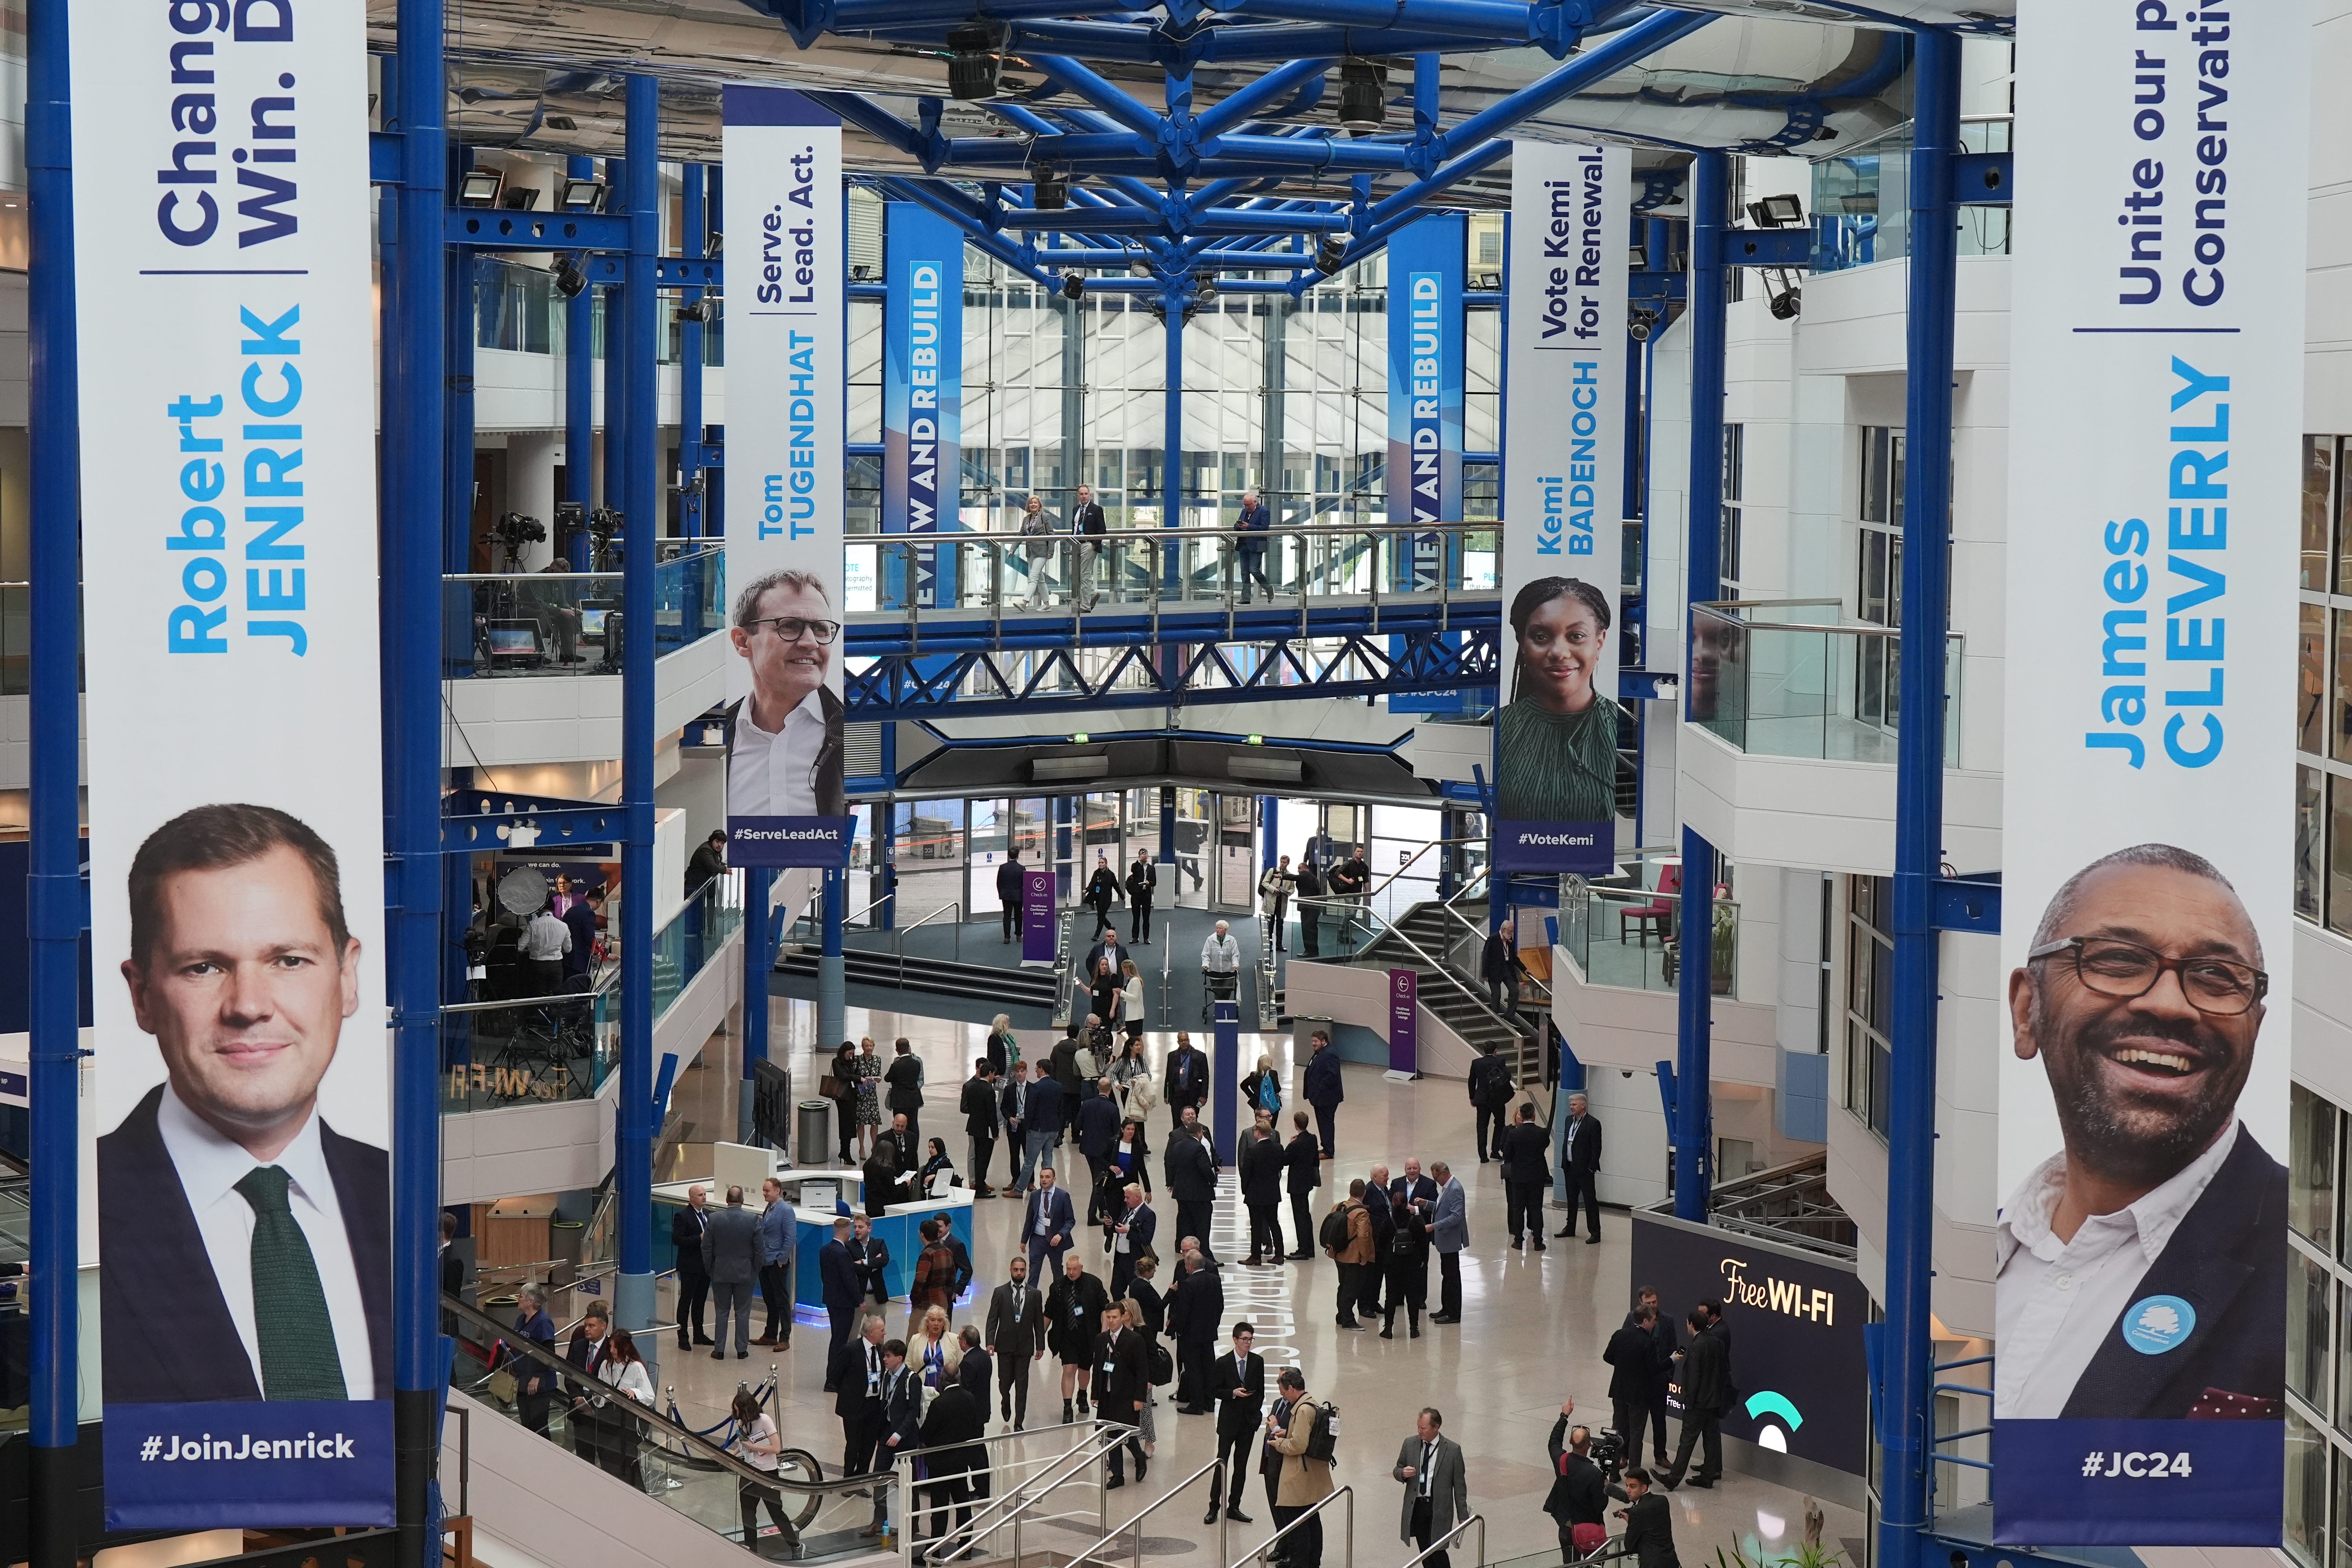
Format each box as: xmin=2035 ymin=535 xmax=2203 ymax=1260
xmin=897 ymin=899 xmax=964 ymax=941
xmin=1692 ymin=597 xmax=1965 ymax=642
xmin=440 ymin=971 xmax=617 ymax=1014
xmin=892 ymin=899 xmax=964 ymax=982
xmin=1398 ymin=1512 xmax=1484 ymax=1568
xmin=1063 ymin=1456 xmax=1231 ymax=1568
xmin=867 ymin=521 xmax=1497 ymax=545
xmin=921 ymin=1424 xmax=1123 ymax=1566
xmin=1230 ymin=1483 xmax=1354 ymax=1568
xmin=893 ymin=1414 xmax=1111 ymax=1470
xmin=1298 ymin=896 xmax=1495 ymax=1021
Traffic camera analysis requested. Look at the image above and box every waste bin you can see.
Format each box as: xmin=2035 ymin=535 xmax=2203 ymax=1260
xmin=797 ymin=1099 xmax=835 ymax=1166
xmin=548 ymin=1218 xmax=585 ymax=1288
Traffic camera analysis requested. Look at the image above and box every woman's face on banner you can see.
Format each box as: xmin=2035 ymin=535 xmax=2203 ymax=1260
xmin=1519 ymin=591 xmax=1606 ymax=714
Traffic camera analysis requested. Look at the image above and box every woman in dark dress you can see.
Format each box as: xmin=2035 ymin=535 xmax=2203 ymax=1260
xmin=830 ymin=1040 xmax=860 ymax=1163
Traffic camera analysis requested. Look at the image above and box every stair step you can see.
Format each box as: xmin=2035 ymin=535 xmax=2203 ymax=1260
xmin=777 ymin=946 xmax=1060 ymax=1008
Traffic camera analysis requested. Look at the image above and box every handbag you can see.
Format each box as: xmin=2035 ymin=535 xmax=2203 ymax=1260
xmin=487 ymin=1364 xmax=520 ymax=1404
xmin=819 ymin=1073 xmax=840 ymax=1099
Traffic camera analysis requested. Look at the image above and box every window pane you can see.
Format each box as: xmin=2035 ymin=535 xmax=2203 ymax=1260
xmin=2295 ymin=1082 xmax=2339 ymax=1250
xmin=1861 ymin=428 xmax=1888 ymax=524
xmin=2331 ymin=774 xmax=2352 ymax=939
xmin=2287 ymin=1407 xmax=2328 ymax=1567
xmin=2303 ymin=765 xmax=2328 ymax=924
xmin=2310 ymin=435 xmax=2337 ymax=591
xmin=2293 ymin=1247 xmax=2330 ymax=1410
xmin=2336 ymin=1441 xmax=2352 ymax=1568
xmin=2308 ymin=605 xmax=2330 ymax=756
xmin=2335 ymin=608 xmax=2352 ymax=763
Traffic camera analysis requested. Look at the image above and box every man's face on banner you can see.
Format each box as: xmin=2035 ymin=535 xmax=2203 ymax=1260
xmin=2010 ymin=861 xmax=2265 ymax=1188
xmin=123 ymin=845 xmax=361 ymax=1157
xmin=732 ymin=578 xmax=834 ymax=713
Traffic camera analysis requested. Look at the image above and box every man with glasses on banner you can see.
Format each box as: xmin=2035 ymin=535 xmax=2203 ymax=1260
xmin=726 ymin=568 xmax=848 ymax=822
xmin=1996 ymin=842 xmax=2287 ymax=1421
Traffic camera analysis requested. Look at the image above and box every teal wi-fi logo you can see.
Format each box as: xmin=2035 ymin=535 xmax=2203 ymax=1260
xmin=1744 ymin=1391 xmax=1804 ymax=1452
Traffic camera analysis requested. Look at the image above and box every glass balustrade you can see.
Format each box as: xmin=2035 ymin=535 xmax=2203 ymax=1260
xmin=844 ymin=522 xmax=1494 ymax=616
xmin=1813 ymin=115 xmax=2013 ymax=275
xmin=442 ymin=984 xmax=616 ymax=1112
xmin=652 ymin=871 xmax=745 ymax=1019
xmin=443 ymin=545 xmax=725 ymax=679
xmin=1558 ymin=851 xmax=1738 ymax=998
xmin=1689 ymin=599 xmax=1963 ymax=766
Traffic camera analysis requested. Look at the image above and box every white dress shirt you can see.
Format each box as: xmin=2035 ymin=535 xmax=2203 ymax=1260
xmin=521 ymin=911 xmax=572 ymax=962
xmin=156 ymin=1083 xmax=376 ymax=1400
xmin=730 ymin=688 xmax=828 ymax=817
xmin=1992 ymin=1118 xmax=2245 ymax=1418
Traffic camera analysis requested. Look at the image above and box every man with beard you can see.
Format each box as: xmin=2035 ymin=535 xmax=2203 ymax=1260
xmin=1995 ymin=842 xmax=2286 ymax=1420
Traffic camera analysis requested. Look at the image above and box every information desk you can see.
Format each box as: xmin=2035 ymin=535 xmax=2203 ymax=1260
xmin=652 ymin=1168 xmax=975 ymax=1315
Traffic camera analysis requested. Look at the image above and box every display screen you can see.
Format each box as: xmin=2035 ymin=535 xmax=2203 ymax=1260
xmin=488 ymin=623 xmax=539 ymax=655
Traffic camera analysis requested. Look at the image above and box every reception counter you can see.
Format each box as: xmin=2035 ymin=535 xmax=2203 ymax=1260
xmin=652 ymin=1168 xmax=976 ymax=1316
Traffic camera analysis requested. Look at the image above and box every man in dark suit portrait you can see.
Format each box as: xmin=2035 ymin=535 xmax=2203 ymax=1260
xmin=1208 ymin=1322 xmax=1266 ymax=1524
xmin=1996 ymin=842 xmax=2288 ymax=1421
xmin=672 ymin=1183 xmax=714 ymax=1350
xmin=724 ymin=567 xmax=848 ymax=822
xmin=98 ymin=802 xmax=390 ymax=1406
xmin=1556 ymin=1092 xmax=1604 ymax=1243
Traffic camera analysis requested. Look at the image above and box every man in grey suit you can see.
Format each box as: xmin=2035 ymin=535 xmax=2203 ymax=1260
xmin=702 ymin=1184 xmax=764 ymax=1359
xmin=1393 ymin=1407 xmax=1470 ymax=1568
xmin=1428 ymin=1161 xmax=1468 ymax=1325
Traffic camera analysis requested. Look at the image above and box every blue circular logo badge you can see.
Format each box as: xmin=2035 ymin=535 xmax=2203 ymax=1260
xmin=2121 ymin=1294 xmax=2196 ymax=1355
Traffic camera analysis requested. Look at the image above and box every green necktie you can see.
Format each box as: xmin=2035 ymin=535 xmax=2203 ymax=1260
xmin=234 ymin=1165 xmax=348 ymax=1402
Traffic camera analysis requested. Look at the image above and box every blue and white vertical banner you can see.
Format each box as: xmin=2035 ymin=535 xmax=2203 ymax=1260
xmin=1493 ymin=141 xmax=1628 ymax=876
xmin=884 ymin=203 xmax=965 ymax=610
xmin=1385 ymin=213 xmax=1464 ymax=591
xmin=722 ymin=88 xmax=851 ymax=867
xmin=1994 ymin=1 xmax=2303 ymax=1546
xmin=69 ymin=0 xmax=391 ymax=1529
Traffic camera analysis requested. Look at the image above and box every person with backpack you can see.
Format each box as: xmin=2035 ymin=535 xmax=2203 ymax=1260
xmin=1322 ymin=1180 xmax=1376 ymax=1330
xmin=1468 ymin=1042 xmax=1516 ymax=1164
xmin=1267 ymin=1368 xmax=1335 ymax=1568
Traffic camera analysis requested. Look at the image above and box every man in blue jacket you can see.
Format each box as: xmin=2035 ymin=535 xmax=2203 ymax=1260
xmin=819 ymin=1217 xmax=864 ymax=1389
xmin=755 ymin=1176 xmax=796 ymax=1349
xmin=1022 ymin=1164 xmax=1079 ymax=1282
xmin=1304 ymin=1030 xmax=1345 ymax=1160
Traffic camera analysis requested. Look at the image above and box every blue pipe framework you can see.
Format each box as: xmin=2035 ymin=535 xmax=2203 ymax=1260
xmin=24 ymin=0 xmax=77 ymax=1551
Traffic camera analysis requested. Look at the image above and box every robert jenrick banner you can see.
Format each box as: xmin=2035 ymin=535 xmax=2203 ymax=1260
xmin=71 ymin=0 xmax=393 ymax=1529
xmin=1497 ymin=141 xmax=1628 ymax=876
xmin=722 ymin=88 xmax=851 ymax=868
xmin=1994 ymin=0 xmax=2303 ymax=1546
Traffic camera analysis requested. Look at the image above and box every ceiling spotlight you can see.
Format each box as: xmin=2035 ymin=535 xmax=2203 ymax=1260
xmin=1034 ymin=171 xmax=1070 ymax=210
xmin=553 ymin=255 xmax=589 ymax=299
xmin=674 ymin=298 xmax=714 ymax=325
xmin=1338 ymin=58 xmax=1387 ymax=136
xmin=457 ymin=167 xmax=505 ymax=207
xmin=1316 ymin=233 xmax=1349 ymax=274
xmin=1747 ymin=193 xmax=1806 ymax=229
xmin=1130 ymin=259 xmax=1152 ymax=279
xmin=946 ymin=22 xmax=1005 ymax=102
xmin=1194 ymin=270 xmax=1217 ymax=297
xmin=1060 ymin=272 xmax=1085 ymax=301
xmin=560 ymin=177 xmax=608 ymax=213
xmin=1628 ymin=305 xmax=1659 ymax=343
xmin=1768 ymin=285 xmax=1802 ymax=320
xmin=707 ymin=229 xmax=723 ymax=257
xmin=501 ymin=185 xmax=542 ymax=211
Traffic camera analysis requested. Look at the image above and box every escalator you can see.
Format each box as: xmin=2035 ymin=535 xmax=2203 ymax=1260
xmin=440 ymin=1295 xmax=892 ymax=1568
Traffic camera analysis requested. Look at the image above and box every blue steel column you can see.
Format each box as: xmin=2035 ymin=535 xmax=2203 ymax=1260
xmin=1673 ymin=151 xmax=1727 ymax=1223
xmin=820 ymin=867 xmax=846 ymax=1062
xmin=1163 ymin=305 xmax=1185 ymax=593
xmin=390 ymin=0 xmax=450 ymax=1557
xmin=614 ymin=73 xmax=660 ymax=1358
xmin=1879 ymin=31 xmax=1959 ymax=1568
xmin=25 ymin=0 xmax=79 ymax=1556
xmin=680 ymin=162 xmax=707 ymax=542
xmin=741 ymin=867 xmax=772 ymax=1145
xmin=565 ymin=155 xmax=595 ymax=568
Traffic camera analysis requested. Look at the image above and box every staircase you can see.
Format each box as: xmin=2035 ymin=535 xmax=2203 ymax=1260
xmin=776 ymin=942 xmax=1062 ymax=1011
xmin=1350 ymin=902 xmax=1544 ymax=1087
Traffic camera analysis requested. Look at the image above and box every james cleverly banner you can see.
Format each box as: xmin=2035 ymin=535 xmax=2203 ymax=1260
xmin=1994 ymin=0 xmax=2305 ymax=1546
xmin=884 ymin=202 xmax=965 ymax=610
xmin=70 ymin=0 xmax=392 ymax=1528
xmin=1495 ymin=141 xmax=1629 ymax=876
xmin=722 ymin=87 xmax=851 ymax=868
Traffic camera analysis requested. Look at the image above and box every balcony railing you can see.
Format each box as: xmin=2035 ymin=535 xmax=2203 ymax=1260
xmin=441 ymin=873 xmax=740 ymax=1114
xmin=846 ymin=520 xmax=1499 ymax=617
xmin=443 ymin=544 xmax=725 ymax=680
xmin=1688 ymin=598 xmax=1962 ymax=767
xmin=1558 ymin=847 xmax=1737 ymax=998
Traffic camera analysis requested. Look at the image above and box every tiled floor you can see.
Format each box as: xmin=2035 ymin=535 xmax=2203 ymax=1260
xmin=643 ymin=998 xmax=1864 ymax=1568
